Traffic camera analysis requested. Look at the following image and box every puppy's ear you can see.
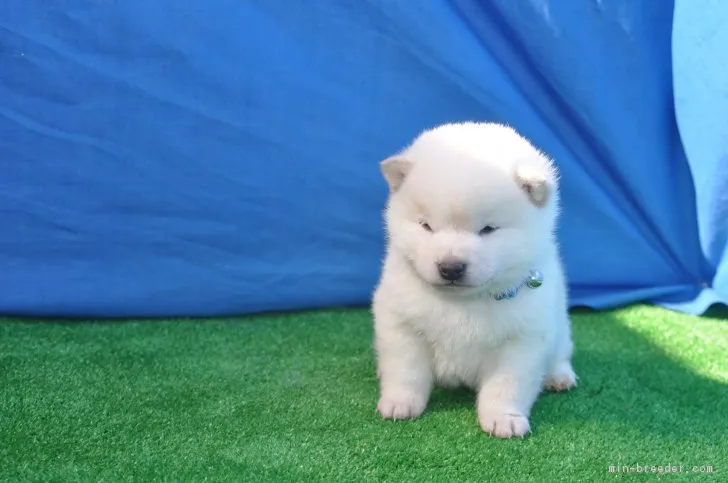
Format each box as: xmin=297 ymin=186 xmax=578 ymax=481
xmin=380 ymin=156 xmax=413 ymax=192
xmin=514 ymin=164 xmax=556 ymax=208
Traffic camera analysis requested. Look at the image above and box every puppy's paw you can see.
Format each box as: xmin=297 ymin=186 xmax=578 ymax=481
xmin=478 ymin=409 xmax=531 ymax=438
xmin=544 ymin=361 xmax=577 ymax=392
xmin=376 ymin=393 xmax=427 ymax=420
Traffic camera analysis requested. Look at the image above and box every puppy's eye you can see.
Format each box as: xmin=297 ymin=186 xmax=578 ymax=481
xmin=479 ymin=225 xmax=498 ymax=235
xmin=420 ymin=221 xmax=433 ymax=232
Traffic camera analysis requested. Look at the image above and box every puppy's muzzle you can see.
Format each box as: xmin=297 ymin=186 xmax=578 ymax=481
xmin=437 ymin=260 xmax=467 ymax=282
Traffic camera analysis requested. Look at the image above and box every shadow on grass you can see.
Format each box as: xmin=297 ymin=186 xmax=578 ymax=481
xmin=420 ymin=306 xmax=728 ymax=442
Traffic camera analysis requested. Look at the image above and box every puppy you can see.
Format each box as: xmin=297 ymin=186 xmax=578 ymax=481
xmin=372 ymin=122 xmax=577 ymax=438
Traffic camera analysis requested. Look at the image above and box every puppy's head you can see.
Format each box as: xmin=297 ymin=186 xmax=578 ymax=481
xmin=380 ymin=122 xmax=559 ymax=296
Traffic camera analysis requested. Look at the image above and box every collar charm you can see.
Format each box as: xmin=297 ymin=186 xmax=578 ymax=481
xmin=493 ymin=269 xmax=543 ymax=301
xmin=525 ymin=269 xmax=543 ymax=288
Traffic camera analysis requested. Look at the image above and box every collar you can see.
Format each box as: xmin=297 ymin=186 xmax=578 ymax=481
xmin=493 ymin=269 xmax=543 ymax=301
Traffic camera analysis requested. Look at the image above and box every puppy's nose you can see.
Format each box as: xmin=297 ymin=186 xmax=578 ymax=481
xmin=438 ymin=261 xmax=467 ymax=282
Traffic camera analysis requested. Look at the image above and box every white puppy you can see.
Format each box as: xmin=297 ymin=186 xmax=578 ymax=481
xmin=372 ymin=122 xmax=577 ymax=438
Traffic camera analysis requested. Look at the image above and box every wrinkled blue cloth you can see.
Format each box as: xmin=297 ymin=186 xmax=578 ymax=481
xmin=671 ymin=0 xmax=728 ymax=314
xmin=0 ymin=0 xmax=725 ymax=317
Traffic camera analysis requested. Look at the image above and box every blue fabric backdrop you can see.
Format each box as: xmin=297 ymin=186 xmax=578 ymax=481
xmin=0 ymin=0 xmax=725 ymax=317
xmin=671 ymin=0 xmax=728 ymax=314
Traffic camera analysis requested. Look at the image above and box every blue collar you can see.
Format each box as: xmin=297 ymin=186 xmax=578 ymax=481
xmin=493 ymin=269 xmax=543 ymax=301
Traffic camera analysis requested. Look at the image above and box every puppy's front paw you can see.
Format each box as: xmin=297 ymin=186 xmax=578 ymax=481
xmin=376 ymin=394 xmax=427 ymax=420
xmin=478 ymin=409 xmax=531 ymax=438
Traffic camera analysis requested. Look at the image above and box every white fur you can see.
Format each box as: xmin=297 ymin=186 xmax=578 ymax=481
xmin=372 ymin=122 xmax=577 ymax=438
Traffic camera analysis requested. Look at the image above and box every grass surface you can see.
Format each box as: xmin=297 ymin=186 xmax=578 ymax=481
xmin=1 ymin=304 xmax=727 ymax=482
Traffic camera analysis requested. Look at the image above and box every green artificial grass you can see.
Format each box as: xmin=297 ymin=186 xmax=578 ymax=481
xmin=1 ymin=304 xmax=727 ymax=482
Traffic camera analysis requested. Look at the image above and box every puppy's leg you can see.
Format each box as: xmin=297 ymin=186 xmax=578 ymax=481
xmin=544 ymin=360 xmax=577 ymax=392
xmin=374 ymin=319 xmax=433 ymax=420
xmin=544 ymin=324 xmax=577 ymax=392
xmin=476 ymin=337 xmax=548 ymax=438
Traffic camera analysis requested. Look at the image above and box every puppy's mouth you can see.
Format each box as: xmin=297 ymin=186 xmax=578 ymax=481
xmin=443 ymin=281 xmax=467 ymax=287
xmin=431 ymin=280 xmax=490 ymax=298
xmin=436 ymin=281 xmax=480 ymax=290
